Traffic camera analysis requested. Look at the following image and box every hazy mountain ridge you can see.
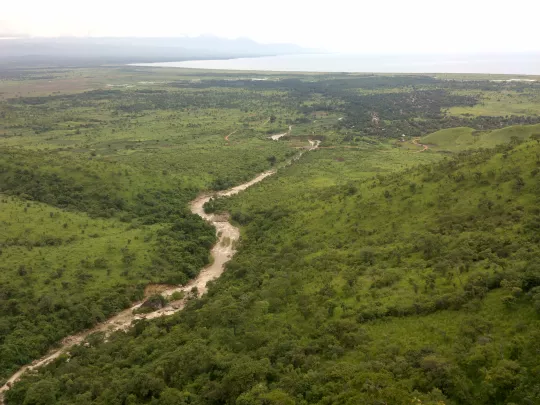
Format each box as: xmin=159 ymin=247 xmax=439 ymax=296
xmin=0 ymin=36 xmax=310 ymax=65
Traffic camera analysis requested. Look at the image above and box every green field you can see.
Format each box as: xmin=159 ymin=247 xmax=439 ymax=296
xmin=2 ymin=66 xmax=540 ymax=405
xmin=447 ymin=89 xmax=540 ymax=117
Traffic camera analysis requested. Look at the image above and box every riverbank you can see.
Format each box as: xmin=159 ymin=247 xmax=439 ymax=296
xmin=0 ymin=138 xmax=319 ymax=403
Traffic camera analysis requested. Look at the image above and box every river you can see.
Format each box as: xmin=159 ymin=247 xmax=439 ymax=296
xmin=0 ymin=136 xmax=319 ymax=403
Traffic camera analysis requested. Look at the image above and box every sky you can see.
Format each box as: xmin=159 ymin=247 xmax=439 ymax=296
xmin=1 ymin=0 xmax=539 ymax=53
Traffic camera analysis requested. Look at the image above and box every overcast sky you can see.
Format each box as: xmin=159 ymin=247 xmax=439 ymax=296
xmin=1 ymin=0 xmax=539 ymax=53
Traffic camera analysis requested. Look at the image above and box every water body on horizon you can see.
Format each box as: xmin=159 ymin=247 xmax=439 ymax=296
xmin=133 ymin=53 xmax=540 ymax=75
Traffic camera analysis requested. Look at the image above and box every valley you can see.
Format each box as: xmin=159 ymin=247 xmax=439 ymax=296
xmin=1 ymin=66 xmax=539 ymax=405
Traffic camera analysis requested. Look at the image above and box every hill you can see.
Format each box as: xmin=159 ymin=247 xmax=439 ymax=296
xmin=421 ymin=123 xmax=540 ymax=151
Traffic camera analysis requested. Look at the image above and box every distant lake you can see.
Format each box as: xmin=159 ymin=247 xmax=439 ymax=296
xmin=133 ymin=53 xmax=540 ymax=75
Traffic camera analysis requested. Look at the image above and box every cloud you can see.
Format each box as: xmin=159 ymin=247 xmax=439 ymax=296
xmin=0 ymin=20 xmax=28 ymax=37
xmin=2 ymin=0 xmax=540 ymax=53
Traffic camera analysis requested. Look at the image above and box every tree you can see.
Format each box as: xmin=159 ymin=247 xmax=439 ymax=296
xmin=22 ymin=379 xmax=58 ymax=405
xmin=483 ymin=360 xmax=521 ymax=402
xmin=159 ymin=388 xmax=191 ymax=405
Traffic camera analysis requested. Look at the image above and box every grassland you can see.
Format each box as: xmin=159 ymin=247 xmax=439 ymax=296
xmin=447 ymin=89 xmax=540 ymax=117
xmin=420 ymin=123 xmax=540 ymax=152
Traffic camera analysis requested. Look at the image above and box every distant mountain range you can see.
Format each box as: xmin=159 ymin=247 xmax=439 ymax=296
xmin=0 ymin=36 xmax=310 ymax=66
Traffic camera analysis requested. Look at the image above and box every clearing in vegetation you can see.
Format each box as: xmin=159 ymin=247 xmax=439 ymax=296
xmin=421 ymin=123 xmax=540 ymax=152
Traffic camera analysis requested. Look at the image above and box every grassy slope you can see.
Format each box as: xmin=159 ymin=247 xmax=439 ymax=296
xmin=0 ymin=195 xmax=156 ymax=290
xmin=0 ymin=195 xmax=153 ymax=369
xmin=7 ymin=139 xmax=540 ymax=405
xmin=447 ymin=89 xmax=540 ymax=117
xmin=421 ymin=123 xmax=540 ymax=151
xmin=0 ymin=176 xmax=217 ymax=379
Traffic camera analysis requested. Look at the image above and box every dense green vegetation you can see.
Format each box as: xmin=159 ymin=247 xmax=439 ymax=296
xmin=0 ymin=68 xmax=299 ymax=380
xmin=1 ymin=67 xmax=540 ymax=404
xmin=7 ymin=138 xmax=540 ymax=405
xmin=0 ymin=152 xmax=217 ymax=378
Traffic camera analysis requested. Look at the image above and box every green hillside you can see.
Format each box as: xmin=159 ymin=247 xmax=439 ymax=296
xmin=421 ymin=123 xmax=540 ymax=151
xmin=0 ymin=191 xmax=216 ymax=380
xmin=0 ymin=146 xmax=222 ymax=380
xmin=7 ymin=138 xmax=540 ymax=405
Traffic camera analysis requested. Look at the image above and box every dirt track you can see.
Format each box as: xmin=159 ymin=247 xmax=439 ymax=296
xmin=412 ymin=137 xmax=429 ymax=152
xmin=269 ymin=125 xmax=292 ymax=141
xmin=224 ymin=130 xmax=237 ymax=142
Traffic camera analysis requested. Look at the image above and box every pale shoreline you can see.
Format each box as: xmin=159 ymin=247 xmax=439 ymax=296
xmin=130 ymin=53 xmax=540 ymax=75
